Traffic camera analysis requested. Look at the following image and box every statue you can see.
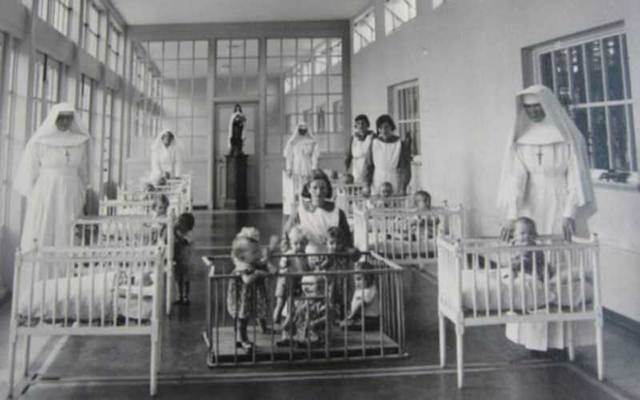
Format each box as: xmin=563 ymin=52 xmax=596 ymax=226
xmin=228 ymin=104 xmax=247 ymax=156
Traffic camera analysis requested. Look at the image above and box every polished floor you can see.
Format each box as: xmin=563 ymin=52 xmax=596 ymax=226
xmin=2 ymin=210 xmax=640 ymax=399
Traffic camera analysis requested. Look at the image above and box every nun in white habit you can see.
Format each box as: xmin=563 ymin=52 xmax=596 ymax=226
xmin=497 ymin=85 xmax=597 ymax=351
xmin=282 ymin=122 xmax=319 ymax=216
xmin=150 ymin=129 xmax=182 ymax=180
xmin=15 ymin=103 xmax=91 ymax=252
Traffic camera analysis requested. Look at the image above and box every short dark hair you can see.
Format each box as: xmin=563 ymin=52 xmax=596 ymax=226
xmin=414 ymin=190 xmax=431 ymax=203
xmin=301 ymin=169 xmax=333 ymax=199
xmin=515 ymin=216 xmax=537 ymax=235
xmin=354 ymin=114 xmax=370 ymax=127
xmin=178 ymin=212 xmax=195 ymax=231
xmin=376 ymin=114 xmax=396 ymax=131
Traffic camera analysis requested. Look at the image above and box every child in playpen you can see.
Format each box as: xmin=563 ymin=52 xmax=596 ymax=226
xmin=366 ymin=181 xmax=395 ymax=209
xmin=335 ymin=173 xmax=355 ymax=212
xmin=279 ymin=274 xmax=333 ymax=348
xmin=273 ymin=226 xmax=310 ymax=325
xmin=227 ymin=227 xmax=270 ymax=350
xmin=508 ymin=217 xmax=548 ymax=280
xmin=341 ymin=260 xmax=380 ymax=331
xmin=173 ymin=212 xmax=195 ymax=305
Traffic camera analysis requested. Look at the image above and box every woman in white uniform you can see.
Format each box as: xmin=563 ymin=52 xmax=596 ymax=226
xmin=497 ymin=85 xmax=597 ymax=352
xmin=282 ymin=122 xmax=319 ymax=216
xmin=345 ymin=114 xmax=374 ymax=184
xmin=15 ymin=103 xmax=91 ymax=253
xmin=150 ymin=129 xmax=182 ymax=180
xmin=364 ymin=114 xmax=412 ymax=195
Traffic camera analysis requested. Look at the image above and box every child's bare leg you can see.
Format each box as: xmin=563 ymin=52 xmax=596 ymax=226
xmin=273 ymin=297 xmax=285 ymax=324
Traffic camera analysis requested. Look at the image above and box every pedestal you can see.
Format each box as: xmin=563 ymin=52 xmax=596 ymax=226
xmin=225 ymin=153 xmax=248 ymax=210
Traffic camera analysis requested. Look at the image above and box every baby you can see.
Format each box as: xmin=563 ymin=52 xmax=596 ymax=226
xmin=273 ymin=226 xmax=310 ymax=325
xmin=509 ymin=217 xmax=547 ymax=279
xmin=414 ymin=190 xmax=431 ymax=210
xmin=335 ymin=173 xmax=355 ymax=212
xmin=280 ymin=274 xmax=332 ymax=347
xmin=173 ymin=212 xmax=195 ymax=305
xmin=367 ymin=181 xmax=395 ymax=209
xmin=341 ymin=260 xmax=380 ymax=331
xmin=152 ymin=194 xmax=169 ymax=218
xmin=227 ymin=227 xmax=270 ymax=350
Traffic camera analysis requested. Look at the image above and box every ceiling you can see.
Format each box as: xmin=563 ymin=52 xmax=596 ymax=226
xmin=111 ymin=0 xmax=371 ymax=25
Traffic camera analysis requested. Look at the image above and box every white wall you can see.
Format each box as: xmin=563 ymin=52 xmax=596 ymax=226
xmin=351 ymin=0 xmax=640 ymax=321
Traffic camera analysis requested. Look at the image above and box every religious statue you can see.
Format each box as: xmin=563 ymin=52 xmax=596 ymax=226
xmin=228 ymin=104 xmax=247 ymax=156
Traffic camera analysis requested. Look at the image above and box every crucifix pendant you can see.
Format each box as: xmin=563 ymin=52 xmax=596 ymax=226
xmin=536 ymin=146 xmax=543 ymax=165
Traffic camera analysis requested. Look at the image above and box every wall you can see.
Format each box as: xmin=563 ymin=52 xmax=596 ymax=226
xmin=351 ymin=0 xmax=640 ymax=321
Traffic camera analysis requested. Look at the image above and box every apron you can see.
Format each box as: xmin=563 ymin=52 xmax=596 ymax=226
xmin=372 ymin=139 xmax=401 ymax=193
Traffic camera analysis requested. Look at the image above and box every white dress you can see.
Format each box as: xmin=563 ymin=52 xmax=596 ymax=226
xmin=20 ymin=142 xmax=88 ymax=252
xmin=283 ymin=137 xmax=318 ymax=215
xmin=297 ymin=202 xmax=340 ymax=250
xmin=350 ymin=135 xmax=373 ymax=183
xmin=371 ymin=139 xmax=401 ymax=193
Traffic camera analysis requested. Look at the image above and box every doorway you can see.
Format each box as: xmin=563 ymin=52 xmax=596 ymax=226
xmin=213 ymin=101 xmax=259 ymax=208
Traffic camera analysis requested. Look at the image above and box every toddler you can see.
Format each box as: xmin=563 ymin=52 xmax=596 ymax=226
xmin=367 ymin=181 xmax=394 ymax=209
xmin=227 ymin=227 xmax=269 ymax=350
xmin=173 ymin=212 xmax=195 ymax=305
xmin=152 ymin=194 xmax=169 ymax=218
xmin=273 ymin=226 xmax=309 ymax=324
xmin=414 ymin=190 xmax=431 ymax=210
xmin=341 ymin=261 xmax=380 ymax=331
xmin=509 ymin=217 xmax=547 ymax=279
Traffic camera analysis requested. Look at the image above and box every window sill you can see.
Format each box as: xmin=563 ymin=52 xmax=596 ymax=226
xmin=591 ymin=170 xmax=640 ymax=192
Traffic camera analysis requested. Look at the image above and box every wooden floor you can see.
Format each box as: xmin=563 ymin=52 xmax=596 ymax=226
xmin=3 ymin=209 xmax=640 ymax=399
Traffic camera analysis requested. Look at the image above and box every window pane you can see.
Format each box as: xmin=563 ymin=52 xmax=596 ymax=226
xmin=553 ymin=50 xmax=569 ymax=98
xmin=179 ymin=41 xmax=193 ymax=58
xmin=622 ymin=35 xmax=632 ymax=98
xmin=603 ymin=36 xmax=624 ymax=101
xmin=195 ymin=41 xmax=208 ymax=59
xmin=585 ymin=40 xmax=604 ymax=102
xmin=609 ymin=105 xmax=629 ymax=170
xmin=590 ymin=107 xmax=609 ymax=169
xmin=569 ymin=46 xmax=586 ymax=104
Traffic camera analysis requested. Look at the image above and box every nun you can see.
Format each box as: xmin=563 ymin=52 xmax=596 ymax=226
xmin=282 ymin=122 xmax=319 ymax=216
xmin=345 ymin=114 xmax=375 ymax=184
xmin=15 ymin=103 xmax=92 ymax=252
xmin=497 ymin=85 xmax=597 ymax=352
xmin=363 ymin=114 xmax=412 ymax=195
xmin=150 ymin=129 xmax=182 ymax=180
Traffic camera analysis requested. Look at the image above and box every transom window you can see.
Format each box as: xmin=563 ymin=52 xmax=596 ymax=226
xmin=52 ymin=0 xmax=72 ymax=36
xmin=534 ymin=28 xmax=636 ymax=173
xmin=390 ymin=80 xmax=420 ymax=156
xmin=84 ymin=2 xmax=101 ymax=58
xmin=353 ymin=8 xmax=375 ymax=54
xmin=384 ymin=0 xmax=417 ymax=35
xmin=107 ymin=23 xmax=122 ymax=73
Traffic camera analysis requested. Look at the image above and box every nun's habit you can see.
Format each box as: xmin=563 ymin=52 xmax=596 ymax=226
xmin=282 ymin=123 xmax=319 ymax=215
xmin=150 ymin=129 xmax=182 ymax=180
xmin=15 ymin=103 xmax=91 ymax=252
xmin=497 ymin=85 xmax=597 ymax=350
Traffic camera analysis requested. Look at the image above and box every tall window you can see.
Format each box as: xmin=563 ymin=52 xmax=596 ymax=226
xmin=101 ymin=89 xmax=113 ymax=188
xmin=390 ymin=80 xmax=420 ymax=156
xmin=384 ymin=0 xmax=417 ymax=35
xmin=52 ymin=0 xmax=72 ymax=35
xmin=107 ymin=23 xmax=122 ymax=74
xmin=146 ymin=40 xmax=209 ymax=157
xmin=353 ymin=8 xmax=375 ymax=54
xmin=267 ymin=38 xmax=344 ymax=153
xmin=0 ymin=33 xmax=9 ymax=230
xmin=84 ymin=2 xmax=101 ymax=58
xmin=215 ymin=39 xmax=258 ymax=97
xmin=534 ymin=28 xmax=636 ymax=172
xmin=31 ymin=53 xmax=62 ymax=131
xmin=77 ymin=74 xmax=93 ymax=133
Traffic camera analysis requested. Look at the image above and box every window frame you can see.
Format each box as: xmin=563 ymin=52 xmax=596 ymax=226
xmin=83 ymin=1 xmax=102 ymax=59
xmin=390 ymin=79 xmax=420 ymax=157
xmin=531 ymin=25 xmax=638 ymax=179
xmin=384 ymin=0 xmax=418 ymax=36
xmin=352 ymin=7 xmax=376 ymax=54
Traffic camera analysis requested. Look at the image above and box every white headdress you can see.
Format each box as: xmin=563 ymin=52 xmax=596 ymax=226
xmin=14 ymin=103 xmax=90 ymax=197
xmin=496 ymin=85 xmax=596 ymax=217
xmin=283 ymin=122 xmax=316 ymax=160
xmin=152 ymin=129 xmax=177 ymax=153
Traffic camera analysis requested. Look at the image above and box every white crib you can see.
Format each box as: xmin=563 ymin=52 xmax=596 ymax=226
xmin=71 ymin=215 xmax=176 ymax=316
xmin=436 ymin=235 xmax=604 ymax=388
xmin=354 ymin=204 xmax=464 ymax=269
xmin=7 ymin=246 xmax=163 ymax=397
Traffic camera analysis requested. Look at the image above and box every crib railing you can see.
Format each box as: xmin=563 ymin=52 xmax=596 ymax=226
xmin=118 ymin=189 xmax=184 ymax=214
xmin=354 ymin=204 xmax=464 ymax=268
xmin=436 ymin=234 xmax=604 ymax=387
xmin=70 ymin=215 xmax=176 ymax=315
xmin=8 ymin=245 xmax=163 ymax=397
xmin=202 ymin=252 xmax=406 ymax=366
xmin=99 ymin=198 xmax=155 ymax=216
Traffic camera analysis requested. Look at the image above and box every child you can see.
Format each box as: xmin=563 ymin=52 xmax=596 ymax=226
xmin=227 ymin=227 xmax=269 ymax=350
xmin=284 ymin=169 xmax=352 ymax=251
xmin=366 ymin=181 xmax=394 ymax=209
xmin=173 ymin=212 xmax=195 ymax=305
xmin=315 ymin=226 xmax=355 ymax=319
xmin=273 ymin=226 xmax=309 ymax=324
xmin=508 ymin=217 xmax=547 ymax=279
xmin=341 ymin=261 xmax=380 ymax=331
xmin=414 ymin=190 xmax=431 ymax=211
xmin=152 ymin=194 xmax=169 ymax=218
xmin=335 ymin=173 xmax=355 ymax=213
xmin=280 ymin=274 xmax=332 ymax=347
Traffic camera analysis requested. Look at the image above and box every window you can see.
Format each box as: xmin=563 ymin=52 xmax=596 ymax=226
xmin=384 ymin=0 xmax=417 ymax=35
xmin=52 ymin=0 xmax=72 ymax=35
xmin=36 ymin=0 xmax=50 ymax=22
xmin=332 ymin=99 xmax=343 ymax=132
xmin=84 ymin=2 xmax=101 ymax=58
xmin=390 ymin=80 xmax=420 ymax=156
xmin=267 ymin=38 xmax=344 ymax=153
xmin=215 ymin=39 xmax=258 ymax=97
xmin=107 ymin=23 xmax=122 ymax=73
xmin=77 ymin=74 xmax=93 ymax=133
xmin=101 ymin=89 xmax=113 ymax=188
xmin=534 ymin=28 xmax=636 ymax=172
xmin=353 ymin=8 xmax=375 ymax=54
xmin=31 ymin=53 xmax=62 ymax=131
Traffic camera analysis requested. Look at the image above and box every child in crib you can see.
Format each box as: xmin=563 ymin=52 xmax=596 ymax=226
xmin=173 ymin=212 xmax=195 ymax=305
xmin=152 ymin=194 xmax=169 ymax=218
xmin=366 ymin=181 xmax=394 ymax=209
xmin=279 ymin=274 xmax=332 ymax=347
xmin=273 ymin=226 xmax=310 ymax=325
xmin=227 ymin=227 xmax=270 ymax=350
xmin=340 ymin=260 xmax=380 ymax=331
xmin=335 ymin=173 xmax=354 ymax=212
xmin=508 ymin=217 xmax=547 ymax=279
xmin=414 ymin=190 xmax=431 ymax=210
